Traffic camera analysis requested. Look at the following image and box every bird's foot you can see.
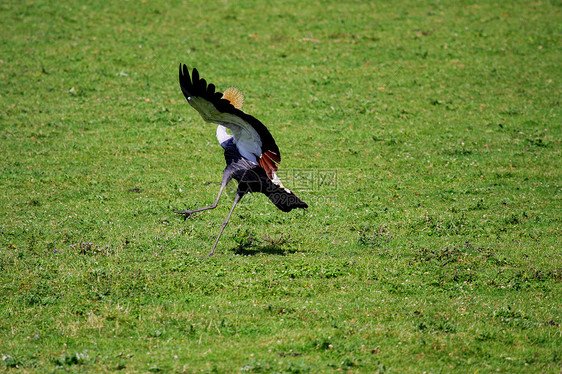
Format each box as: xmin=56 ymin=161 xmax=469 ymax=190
xmin=174 ymin=210 xmax=195 ymax=221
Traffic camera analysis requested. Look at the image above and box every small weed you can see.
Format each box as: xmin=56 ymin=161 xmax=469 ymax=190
xmin=492 ymin=306 xmax=536 ymax=328
xmin=468 ymin=199 xmax=487 ymax=211
xmin=71 ymin=242 xmax=114 ymax=255
xmin=358 ymin=226 xmax=394 ymax=248
xmin=240 ymin=359 xmax=271 ymax=372
xmin=53 ymin=350 xmax=90 ymax=367
xmin=340 ymin=357 xmax=358 ymax=369
xmin=263 ymin=232 xmax=291 ymax=247
xmin=2 ymin=354 xmax=24 ymax=369
xmin=503 ymin=213 xmax=521 ymax=225
xmin=526 ymin=138 xmax=548 ymax=147
xmin=412 ymin=213 xmax=470 ymax=236
xmin=416 ymin=318 xmax=457 ymax=334
xmin=414 ymin=245 xmax=465 ymax=266
xmin=313 ymin=338 xmax=334 ymax=350
xmin=233 ymin=229 xmax=259 ymax=250
xmin=475 ymin=331 xmax=496 ymax=342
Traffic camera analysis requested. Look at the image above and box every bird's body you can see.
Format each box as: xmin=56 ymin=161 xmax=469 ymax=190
xmin=219 ymin=137 xmax=305 ymax=212
xmin=175 ymin=65 xmax=308 ymax=255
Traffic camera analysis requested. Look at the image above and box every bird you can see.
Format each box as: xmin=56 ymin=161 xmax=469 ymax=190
xmin=175 ymin=65 xmax=308 ymax=256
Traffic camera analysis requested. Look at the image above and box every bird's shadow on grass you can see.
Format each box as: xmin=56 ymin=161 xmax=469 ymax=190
xmin=229 ymin=231 xmax=296 ymax=256
xmin=231 ymin=244 xmax=297 ymax=256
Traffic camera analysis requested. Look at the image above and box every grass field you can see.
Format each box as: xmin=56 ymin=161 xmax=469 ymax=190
xmin=1 ymin=0 xmax=561 ymax=372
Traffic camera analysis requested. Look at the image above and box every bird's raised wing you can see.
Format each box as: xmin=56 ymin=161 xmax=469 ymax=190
xmin=179 ymin=65 xmax=281 ymax=179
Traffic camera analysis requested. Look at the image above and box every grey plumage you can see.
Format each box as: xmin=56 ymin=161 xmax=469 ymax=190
xmin=221 ymin=138 xmax=307 ymax=212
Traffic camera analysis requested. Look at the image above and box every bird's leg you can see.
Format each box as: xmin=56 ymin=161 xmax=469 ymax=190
xmin=175 ymin=172 xmax=232 ymax=220
xmin=202 ymin=192 xmax=242 ymax=257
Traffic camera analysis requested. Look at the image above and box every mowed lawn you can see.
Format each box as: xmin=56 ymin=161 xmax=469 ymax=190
xmin=1 ymin=0 xmax=561 ymax=372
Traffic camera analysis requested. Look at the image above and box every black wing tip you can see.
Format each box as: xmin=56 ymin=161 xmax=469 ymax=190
xmin=178 ymin=64 xmax=198 ymax=82
xmin=177 ymin=64 xmax=280 ymax=161
xmin=179 ymin=64 xmax=190 ymax=85
xmin=294 ymin=198 xmax=309 ymax=211
xmin=179 ymin=63 xmax=187 ymax=76
xmin=288 ymin=191 xmax=308 ymax=211
xmin=282 ymin=199 xmax=308 ymax=212
xmin=268 ymin=190 xmax=308 ymax=212
xmin=179 ymin=65 xmax=206 ymax=101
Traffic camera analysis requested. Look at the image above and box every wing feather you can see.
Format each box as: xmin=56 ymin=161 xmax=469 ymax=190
xmin=179 ymin=64 xmax=281 ymax=178
xmin=191 ymin=67 xmax=199 ymax=85
xmin=259 ymin=155 xmax=277 ymax=179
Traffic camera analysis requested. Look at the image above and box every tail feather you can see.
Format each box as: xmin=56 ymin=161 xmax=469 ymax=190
xmin=264 ymin=183 xmax=308 ymax=212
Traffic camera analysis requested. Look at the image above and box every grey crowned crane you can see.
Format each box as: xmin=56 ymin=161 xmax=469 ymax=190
xmin=175 ymin=65 xmax=308 ymax=256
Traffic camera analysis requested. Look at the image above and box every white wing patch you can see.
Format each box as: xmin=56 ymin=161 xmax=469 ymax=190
xmin=225 ymin=121 xmax=261 ymax=164
xmin=216 ymin=125 xmax=233 ymax=144
xmin=187 ymin=95 xmax=263 ymax=165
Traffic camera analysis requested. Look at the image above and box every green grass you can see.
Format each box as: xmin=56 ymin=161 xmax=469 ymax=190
xmin=1 ymin=0 xmax=561 ymax=372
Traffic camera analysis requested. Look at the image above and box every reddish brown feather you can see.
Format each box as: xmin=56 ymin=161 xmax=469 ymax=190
xmin=259 ymin=153 xmax=278 ymax=180
xmin=258 ymin=158 xmax=269 ymax=179
xmin=264 ymin=150 xmax=280 ymax=163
